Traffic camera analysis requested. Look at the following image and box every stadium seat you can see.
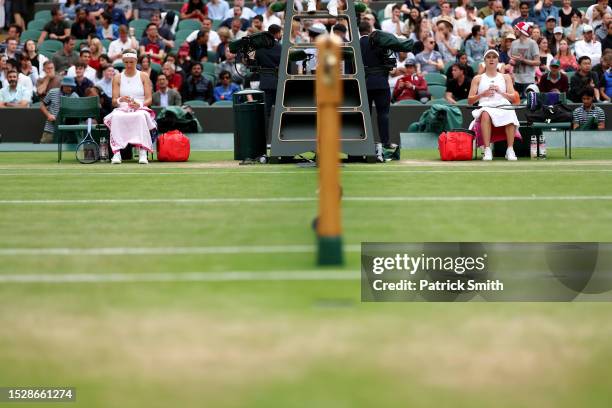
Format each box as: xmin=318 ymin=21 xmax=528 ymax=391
xmin=213 ymin=100 xmax=233 ymax=106
xmin=426 ymin=99 xmax=451 ymax=105
xmin=184 ymin=100 xmax=209 ymax=106
xmin=21 ymin=30 xmax=42 ymax=43
xmin=34 ymin=10 xmax=51 ymax=22
xmin=56 ymin=96 xmax=107 ymax=162
xmin=566 ymin=71 xmax=575 ymax=80
xmin=207 ymin=51 xmax=218 ymax=62
xmin=129 ymin=19 xmax=149 ymax=38
xmin=471 ymin=61 xmax=480 ymax=74
xmin=428 ymin=84 xmax=447 ymax=100
xmin=178 ymin=19 xmax=202 ymax=32
xmin=204 ymin=73 xmax=217 ymax=85
xmin=151 ymin=62 xmax=162 ymax=74
xmin=114 ymin=61 xmax=125 ymax=71
xmin=424 ymin=72 xmax=446 ymax=86
xmin=395 ymin=99 xmax=422 ymax=105
xmin=212 ymin=20 xmax=223 ymax=30
xmin=202 ymin=62 xmax=216 ymax=75
xmin=443 ymin=60 xmax=454 ymax=73
xmin=39 ymin=40 xmax=63 ymax=54
xmin=377 ymin=9 xmax=385 ymax=22
xmin=174 ymin=29 xmax=193 ymax=44
xmin=101 ymin=39 xmax=111 ymax=50
xmin=27 ymin=19 xmax=47 ymax=31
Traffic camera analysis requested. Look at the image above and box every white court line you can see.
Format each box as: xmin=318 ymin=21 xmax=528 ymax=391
xmin=0 ymin=244 xmax=362 ymax=256
xmin=0 ymin=270 xmax=360 ymax=284
xmin=1 ymin=196 xmax=612 ymax=205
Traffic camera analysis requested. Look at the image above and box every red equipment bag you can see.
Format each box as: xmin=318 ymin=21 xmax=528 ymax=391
xmin=156 ymin=130 xmax=190 ymax=162
xmin=438 ymin=129 xmax=475 ymax=161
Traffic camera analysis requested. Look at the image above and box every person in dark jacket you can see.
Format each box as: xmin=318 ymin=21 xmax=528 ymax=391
xmin=359 ymin=21 xmax=391 ymax=161
xmin=181 ymin=62 xmax=214 ymax=104
xmin=254 ymin=24 xmax=282 ymax=118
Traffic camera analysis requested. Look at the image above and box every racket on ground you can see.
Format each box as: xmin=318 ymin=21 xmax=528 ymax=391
xmin=75 ymin=118 xmax=100 ymax=164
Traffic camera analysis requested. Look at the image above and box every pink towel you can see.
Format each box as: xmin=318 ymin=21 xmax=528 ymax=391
xmin=104 ymin=105 xmax=156 ymax=153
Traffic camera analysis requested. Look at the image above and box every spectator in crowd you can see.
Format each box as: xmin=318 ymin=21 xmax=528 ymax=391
xmin=600 ymin=59 xmax=612 ymax=102
xmin=445 ymin=51 xmax=475 ymax=78
xmin=572 ymin=87 xmax=605 ymax=130
xmin=593 ymin=50 xmax=612 ymax=86
xmin=182 ymin=62 xmax=213 ymax=104
xmin=84 ymin=85 xmax=113 ymax=118
xmin=415 ymin=35 xmax=444 ymax=73
xmin=215 ymin=27 xmax=232 ymax=63
xmin=402 ymin=7 xmax=422 ymax=38
xmin=389 ymin=50 xmax=411 ymax=89
xmin=478 ymin=0 xmax=495 ymax=19
xmin=23 ymin=40 xmax=48 ymax=78
xmin=208 ymin=0 xmax=230 ymax=20
xmin=428 ymin=0 xmax=447 ymax=19
xmin=67 ymin=49 xmax=97 ymax=82
xmin=248 ymin=15 xmax=264 ymax=34
xmin=0 ymin=70 xmax=31 ymax=107
xmin=226 ymin=0 xmax=256 ymax=20
xmin=486 ymin=12 xmax=512 ymax=48
xmin=88 ymin=39 xmax=105 ymax=71
xmin=555 ymin=38 xmax=578 ymax=71
xmin=97 ymin=12 xmax=119 ymax=41
xmin=108 ymin=25 xmax=139 ymax=64
xmin=332 ymin=22 xmax=349 ymax=42
xmin=105 ymin=0 xmax=128 ymax=26
xmin=162 ymin=61 xmax=183 ymax=90
xmin=432 ymin=2 xmax=455 ymax=28
xmin=499 ymin=32 xmax=516 ymax=64
xmin=36 ymin=61 xmax=62 ymax=98
xmin=2 ymin=58 xmax=33 ymax=95
xmin=569 ymin=56 xmax=601 ymax=102
xmin=263 ymin=4 xmax=282 ymax=30
xmin=559 ymin=0 xmax=580 ymax=28
xmin=116 ymin=0 xmax=134 ymax=21
xmin=445 ymin=63 xmax=472 ymax=103
xmin=381 ymin=5 xmax=404 ymax=37
xmin=39 ymin=76 xmax=78 ymax=143
xmin=152 ymin=74 xmax=182 ymax=107
xmin=506 ymin=0 xmax=521 ymax=22
xmin=253 ymin=0 xmax=268 ymax=15
xmin=215 ymin=48 xmax=247 ymax=85
xmin=73 ymin=62 xmax=94 ymax=96
xmin=140 ymin=23 xmax=166 ymax=64
xmin=393 ymin=58 xmax=428 ymax=102
xmin=150 ymin=11 xmax=175 ymax=44
xmin=602 ymin=20 xmax=612 ymax=52
xmin=465 ymin=25 xmax=487 ymax=64
xmin=575 ymin=25 xmax=602 ymax=66
xmin=483 ymin=1 xmax=511 ymax=29
xmin=139 ymin=54 xmax=158 ymax=85
xmin=220 ymin=6 xmax=250 ymax=31
xmin=71 ymin=8 xmax=97 ymax=40
xmin=230 ymin=18 xmax=248 ymax=40
xmin=213 ymin=70 xmax=240 ymax=102
xmin=510 ymin=22 xmax=540 ymax=97
xmin=19 ymin=53 xmax=38 ymax=88
xmin=533 ymin=0 xmax=559 ymax=29
xmin=531 ymin=26 xmax=542 ymax=42
xmin=537 ymin=37 xmax=553 ymax=74
xmin=133 ymin=0 xmax=164 ymax=21
xmin=61 ymin=0 xmax=80 ymax=21
xmin=550 ymin=26 xmax=564 ymax=55
xmin=456 ymin=4 xmax=483 ymax=39
xmin=187 ymin=19 xmax=221 ymax=52
xmin=188 ymin=30 xmax=209 ymax=63
xmin=52 ymin=37 xmax=79 ymax=74
xmin=564 ymin=11 xmax=584 ymax=43
xmin=586 ymin=0 xmax=611 ymax=29
xmin=0 ymin=25 xmax=23 ymax=55
xmin=543 ymin=16 xmax=557 ymax=46
xmin=538 ymin=59 xmax=569 ymax=93
xmin=96 ymin=65 xmax=116 ymax=97
xmin=435 ymin=17 xmax=460 ymax=63
xmin=4 ymin=39 xmax=21 ymax=61
xmin=181 ymin=0 xmax=208 ymax=21
xmin=512 ymin=1 xmax=538 ymax=26
xmin=38 ymin=7 xmax=71 ymax=45
xmin=82 ymin=0 xmax=105 ymax=19
xmin=595 ymin=13 xmax=611 ymax=42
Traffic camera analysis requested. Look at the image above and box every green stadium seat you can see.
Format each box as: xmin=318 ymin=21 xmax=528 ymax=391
xmin=202 ymin=62 xmax=216 ymax=75
xmin=178 ymin=19 xmax=202 ymax=32
xmin=424 ymin=72 xmax=447 ymax=86
xmin=377 ymin=9 xmax=386 ymax=22
xmin=101 ymin=39 xmax=111 ymax=50
xmin=471 ymin=61 xmax=481 ymax=74
xmin=56 ymin=96 xmax=106 ymax=162
xmin=21 ymin=30 xmax=42 ymax=43
xmin=428 ymin=84 xmax=447 ymax=100
xmin=129 ymin=19 xmax=150 ymax=31
xmin=39 ymin=49 xmax=55 ymax=59
xmin=114 ymin=61 xmax=125 ymax=71
xmin=426 ymin=99 xmax=451 ymax=105
xmin=443 ymin=60 xmax=454 ymax=73
xmin=175 ymin=29 xmax=194 ymax=44
xmin=203 ymin=73 xmax=217 ymax=85
xmin=395 ymin=99 xmax=423 ymax=105
xmin=213 ymin=100 xmax=233 ymax=106
xmin=207 ymin=50 xmax=217 ymax=62
xmin=34 ymin=10 xmax=52 ymax=22
xmin=151 ymin=62 xmax=162 ymax=74
xmin=39 ymin=39 xmax=63 ymax=54
xmin=212 ymin=20 xmax=223 ymax=30
xmin=184 ymin=100 xmax=209 ymax=106
xmin=27 ymin=19 xmax=47 ymax=31
xmin=565 ymin=71 xmax=575 ymax=80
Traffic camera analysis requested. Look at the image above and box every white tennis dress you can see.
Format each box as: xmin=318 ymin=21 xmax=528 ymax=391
xmin=470 ymin=72 xmax=520 ymax=128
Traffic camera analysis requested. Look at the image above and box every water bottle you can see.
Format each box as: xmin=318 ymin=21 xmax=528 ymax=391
xmin=99 ymin=136 xmax=109 ymax=161
xmin=538 ymin=135 xmax=547 ymax=159
xmin=530 ymin=135 xmax=538 ymax=159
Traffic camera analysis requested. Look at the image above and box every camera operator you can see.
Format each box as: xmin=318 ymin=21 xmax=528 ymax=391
xmin=254 ymin=24 xmax=282 ymax=120
xmin=359 ymin=21 xmax=391 ymax=162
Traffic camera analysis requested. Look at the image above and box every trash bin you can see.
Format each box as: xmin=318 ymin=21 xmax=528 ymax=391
xmin=232 ymin=89 xmax=266 ymax=160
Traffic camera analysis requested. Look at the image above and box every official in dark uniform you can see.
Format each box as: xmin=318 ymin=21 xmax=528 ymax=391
xmin=254 ymin=24 xmax=282 ymax=119
xmin=359 ymin=21 xmax=391 ymax=161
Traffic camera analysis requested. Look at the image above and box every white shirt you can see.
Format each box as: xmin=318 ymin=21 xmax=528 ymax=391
xmin=574 ymin=39 xmax=602 ymax=66
xmin=455 ymin=16 xmax=483 ymax=38
xmin=381 ymin=19 xmax=403 ymax=36
xmin=159 ymin=90 xmax=169 ymax=107
xmin=186 ymin=29 xmax=221 ymax=51
xmin=586 ymin=4 xmax=612 ymax=29
xmin=108 ymin=37 xmax=140 ymax=60
xmin=1 ymin=73 xmax=33 ymax=98
xmin=66 ymin=65 xmax=97 ymax=83
xmin=263 ymin=13 xmax=282 ymax=31
xmin=207 ymin=0 xmax=230 ymax=20
xmin=224 ymin=7 xmax=256 ymax=20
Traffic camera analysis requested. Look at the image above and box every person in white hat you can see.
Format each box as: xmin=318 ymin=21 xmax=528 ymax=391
xmin=575 ymin=24 xmax=602 ymax=66
xmin=509 ymin=21 xmax=539 ymax=97
xmin=468 ymin=48 xmax=520 ymax=161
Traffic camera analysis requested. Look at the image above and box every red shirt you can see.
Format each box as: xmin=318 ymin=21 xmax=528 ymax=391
xmin=393 ymin=74 xmax=428 ymax=101
xmin=168 ymin=73 xmax=183 ymax=91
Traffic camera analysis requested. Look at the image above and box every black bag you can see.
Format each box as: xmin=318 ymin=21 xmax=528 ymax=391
xmin=156 ymin=106 xmax=202 ymax=133
xmin=493 ymin=125 xmax=542 ymax=158
xmin=524 ymin=104 xmax=573 ymax=124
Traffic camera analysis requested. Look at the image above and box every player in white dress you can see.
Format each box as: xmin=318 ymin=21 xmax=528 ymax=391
xmin=468 ymin=49 xmax=520 ymax=161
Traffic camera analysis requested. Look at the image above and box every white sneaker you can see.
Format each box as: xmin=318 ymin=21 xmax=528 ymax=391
xmin=505 ymin=147 xmax=517 ymax=161
xmin=482 ymin=146 xmax=492 ymax=161
xmin=111 ymin=152 xmax=121 ymax=164
xmin=327 ymin=0 xmax=338 ymax=16
xmin=138 ymin=149 xmax=149 ymax=164
xmin=307 ymin=0 xmax=316 ymax=13
xmin=375 ymin=143 xmax=384 ymax=163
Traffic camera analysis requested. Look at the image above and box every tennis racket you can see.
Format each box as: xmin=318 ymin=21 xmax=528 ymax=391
xmin=75 ymin=118 xmax=100 ymax=164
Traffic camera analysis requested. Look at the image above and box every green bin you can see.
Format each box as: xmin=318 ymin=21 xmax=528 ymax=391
xmin=232 ymin=89 xmax=266 ymax=160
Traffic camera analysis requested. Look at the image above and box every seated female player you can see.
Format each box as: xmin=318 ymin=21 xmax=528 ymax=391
xmin=104 ymin=49 xmax=156 ymax=164
xmin=468 ymin=49 xmax=521 ymax=161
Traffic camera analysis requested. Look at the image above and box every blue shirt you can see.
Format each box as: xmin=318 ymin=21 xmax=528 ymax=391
xmin=0 ymin=84 xmax=31 ymax=105
xmin=214 ymin=83 xmax=240 ymax=102
xmin=532 ymin=5 xmax=559 ymax=29
xmin=483 ymin=15 xmax=513 ymax=29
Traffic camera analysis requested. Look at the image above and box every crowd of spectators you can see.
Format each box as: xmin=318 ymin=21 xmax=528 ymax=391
xmin=0 ymin=0 xmax=609 ymax=132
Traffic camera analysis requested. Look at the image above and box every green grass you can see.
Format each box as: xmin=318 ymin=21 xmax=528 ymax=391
xmin=1 ymin=151 xmax=612 ymax=407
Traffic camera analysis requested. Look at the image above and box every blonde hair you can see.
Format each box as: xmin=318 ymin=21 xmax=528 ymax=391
xmin=89 ymin=38 xmax=104 ymax=58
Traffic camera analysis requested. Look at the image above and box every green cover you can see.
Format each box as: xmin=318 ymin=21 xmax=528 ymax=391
xmin=407 ymin=104 xmax=463 ymax=134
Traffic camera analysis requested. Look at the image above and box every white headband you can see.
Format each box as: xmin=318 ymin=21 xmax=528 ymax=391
xmin=484 ymin=49 xmax=499 ymax=58
xmin=122 ymin=53 xmax=137 ymax=60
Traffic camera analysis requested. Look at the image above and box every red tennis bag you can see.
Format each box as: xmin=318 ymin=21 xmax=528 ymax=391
xmin=438 ymin=129 xmax=474 ymax=161
xmin=156 ymin=130 xmax=190 ymax=162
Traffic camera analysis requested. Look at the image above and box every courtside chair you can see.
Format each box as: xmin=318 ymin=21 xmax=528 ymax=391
xmin=525 ymin=92 xmax=573 ymax=158
xmin=56 ymin=96 xmax=108 ymax=162
xmin=27 ymin=19 xmax=47 ymax=31
xmin=39 ymin=39 xmax=63 ymax=54
xmin=178 ymin=19 xmax=202 ymax=32
xmin=428 ymin=84 xmax=447 ymax=100
xmin=21 ymin=30 xmax=42 ymax=43
xmin=34 ymin=10 xmax=52 ymax=22
xmin=424 ymin=72 xmax=446 ymax=86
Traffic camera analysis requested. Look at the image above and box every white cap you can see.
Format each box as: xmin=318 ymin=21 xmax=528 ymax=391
xmin=583 ymin=24 xmax=594 ymax=32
